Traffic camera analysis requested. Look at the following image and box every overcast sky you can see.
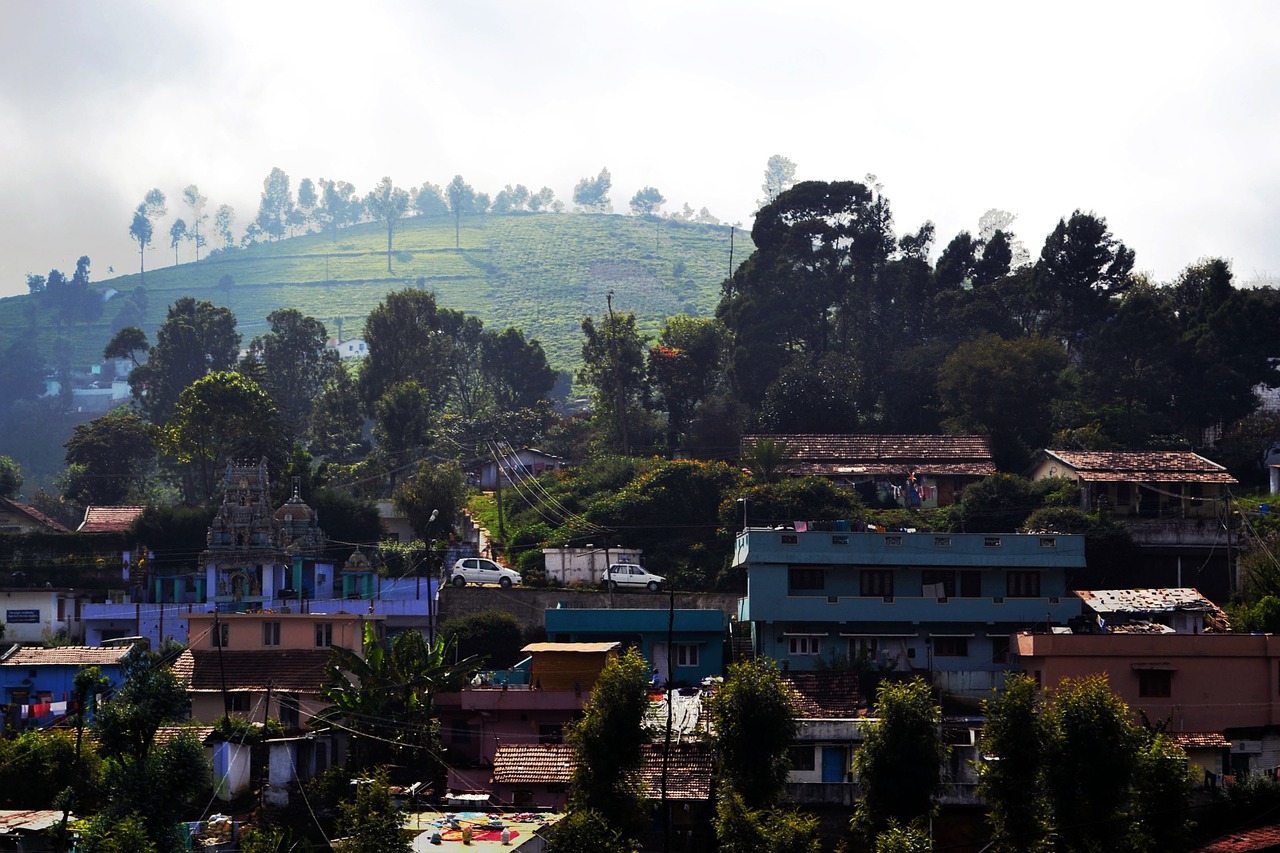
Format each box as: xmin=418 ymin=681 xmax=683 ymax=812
xmin=2 ymin=0 xmax=1278 ymax=300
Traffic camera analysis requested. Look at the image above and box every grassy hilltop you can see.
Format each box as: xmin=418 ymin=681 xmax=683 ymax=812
xmin=0 ymin=211 xmax=750 ymax=372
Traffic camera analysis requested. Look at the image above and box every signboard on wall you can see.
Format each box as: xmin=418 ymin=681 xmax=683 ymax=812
xmin=5 ymin=609 xmax=40 ymax=623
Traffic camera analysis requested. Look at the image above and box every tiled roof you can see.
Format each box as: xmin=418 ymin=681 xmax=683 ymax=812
xmin=154 ymin=724 xmax=216 ymax=746
xmin=492 ymin=743 xmax=575 ymax=785
xmin=1173 ymin=732 xmax=1231 ymax=749
xmin=742 ymin=434 xmax=996 ymax=477
xmin=1197 ymin=824 xmax=1280 ymax=852
xmin=491 ymin=742 xmax=714 ymax=801
xmin=78 ymin=505 xmax=146 ymax=533
xmin=0 ymin=497 xmax=71 ymax=533
xmin=781 ymin=671 xmax=867 ymax=718
xmin=0 ymin=645 xmax=131 ymax=668
xmin=1108 ymin=622 xmax=1175 ymax=634
xmin=1042 ymin=450 xmax=1237 ymax=484
xmin=172 ymin=649 xmax=332 ymax=693
xmin=637 ymin=742 xmax=714 ymax=800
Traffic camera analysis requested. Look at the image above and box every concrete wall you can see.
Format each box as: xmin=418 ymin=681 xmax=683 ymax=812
xmin=437 ymin=587 xmax=743 ymax=636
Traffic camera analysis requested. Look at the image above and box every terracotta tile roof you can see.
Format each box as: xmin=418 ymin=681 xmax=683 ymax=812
xmin=781 ymin=671 xmax=867 ymax=718
xmin=1042 ymin=450 xmax=1237 ymax=484
xmin=1197 ymin=824 xmax=1280 ymax=852
xmin=491 ymin=742 xmax=714 ymax=801
xmin=154 ymin=724 xmax=216 ymax=746
xmin=492 ymin=743 xmax=575 ymax=785
xmin=172 ymin=649 xmax=332 ymax=693
xmin=0 ymin=497 xmax=71 ymax=533
xmin=77 ymin=505 xmax=146 ymax=534
xmin=0 ymin=645 xmax=131 ymax=668
xmin=742 ymin=434 xmax=996 ymax=478
xmin=1173 ymin=732 xmax=1231 ymax=749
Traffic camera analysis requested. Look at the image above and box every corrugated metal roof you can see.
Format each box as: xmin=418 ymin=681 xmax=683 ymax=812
xmin=1077 ymin=588 xmax=1221 ymax=614
xmin=0 ymin=809 xmax=68 ymax=832
xmin=521 ymin=642 xmax=620 ymax=654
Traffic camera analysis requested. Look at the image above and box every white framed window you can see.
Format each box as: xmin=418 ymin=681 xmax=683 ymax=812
xmin=262 ymin=621 xmax=281 ymax=647
xmin=789 ymin=636 xmax=821 ymax=656
xmin=674 ymin=644 xmax=700 ymax=667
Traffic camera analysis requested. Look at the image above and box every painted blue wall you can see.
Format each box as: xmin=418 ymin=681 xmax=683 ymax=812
xmin=543 ymin=608 xmax=727 ymax=682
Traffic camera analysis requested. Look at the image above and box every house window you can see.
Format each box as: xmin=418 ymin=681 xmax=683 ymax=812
xmin=984 ymin=537 xmax=1002 ymax=548
xmin=991 ymin=636 xmax=1011 ymax=664
xmin=788 ymin=636 xmax=821 ymax=656
xmin=922 ymin=570 xmax=977 ymax=597
xmin=674 ymin=644 xmax=700 ymax=667
xmin=832 ymin=535 xmax=849 ymax=545
xmin=278 ymin=693 xmax=300 ymax=727
xmin=1138 ymin=670 xmax=1172 ymax=698
xmin=212 ymin=623 xmax=229 ymax=648
xmin=933 ymin=536 xmax=952 ymax=548
xmin=849 ymin=637 xmax=880 ymax=660
xmin=1116 ymin=483 xmax=1131 ymax=506
xmin=933 ymin=637 xmax=969 ymax=657
xmin=861 ymin=570 xmax=893 ymax=597
xmin=229 ymin=693 xmax=249 ymax=713
xmin=451 ymin=720 xmax=474 ymax=743
xmin=539 ymin=724 xmax=563 ymax=744
xmin=1039 ymin=537 xmax=1056 ymax=548
xmin=262 ymin=621 xmax=281 ymax=647
xmin=789 ymin=745 xmax=816 ymax=772
xmin=789 ymin=568 xmax=826 ymax=592
xmin=1007 ymin=572 xmax=1041 ymax=598
xmin=315 ymin=622 xmax=333 ymax=648
xmin=884 ymin=535 xmax=902 ymax=547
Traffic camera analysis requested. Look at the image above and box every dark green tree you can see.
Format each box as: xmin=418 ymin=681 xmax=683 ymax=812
xmin=310 ymin=367 xmax=370 ymax=463
xmin=715 ymin=788 xmax=821 ymax=853
xmin=87 ymin=647 xmax=208 ymax=853
xmin=709 ymin=658 xmax=797 ymax=809
xmin=393 ymin=459 xmax=468 ymax=540
xmin=336 ymin=767 xmax=411 ymax=853
xmin=359 ymin=289 xmax=453 ymax=412
xmin=161 ymin=371 xmax=281 ymax=503
xmin=0 ymin=455 xmax=22 ymax=498
xmin=439 ymin=609 xmax=526 ymax=669
xmin=63 ymin=409 xmax=156 ymax=504
xmin=567 ymin=647 xmax=651 ymax=839
xmin=579 ymin=305 xmax=650 ymax=455
xmin=248 ymin=309 xmax=339 ymax=445
xmin=481 ymin=326 xmax=558 ymax=411
xmin=125 ymin=297 xmax=241 ymax=425
xmin=544 ymin=809 xmax=633 ymax=853
xmin=852 ymin=678 xmax=943 ymax=840
xmin=936 ymin=334 xmax=1067 ymax=470
xmin=1031 ymin=209 xmax=1135 ymax=349
xmin=647 ymin=315 xmax=726 ymax=449
xmin=978 ymin=674 xmax=1051 ymax=853
xmin=372 ymin=380 xmax=433 ymax=472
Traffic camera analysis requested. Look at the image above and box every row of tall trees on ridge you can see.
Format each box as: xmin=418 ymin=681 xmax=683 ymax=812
xmin=105 ymin=165 xmax=724 ymax=283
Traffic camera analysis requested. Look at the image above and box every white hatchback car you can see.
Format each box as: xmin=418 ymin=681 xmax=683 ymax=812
xmin=601 ymin=563 xmax=665 ymax=592
xmin=448 ymin=557 xmax=522 ymax=588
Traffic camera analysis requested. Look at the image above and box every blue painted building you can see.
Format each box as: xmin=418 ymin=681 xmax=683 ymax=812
xmin=543 ymin=608 xmax=727 ymax=686
xmin=0 ymin=644 xmax=134 ymax=731
xmin=734 ymin=529 xmax=1085 ymax=699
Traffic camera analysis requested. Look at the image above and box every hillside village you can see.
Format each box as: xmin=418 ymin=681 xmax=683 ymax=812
xmin=5 ymin=177 xmax=1280 ymax=851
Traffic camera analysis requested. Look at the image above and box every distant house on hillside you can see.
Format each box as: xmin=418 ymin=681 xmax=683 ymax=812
xmin=0 ymin=498 xmax=69 ymax=534
xmin=740 ymin=433 xmax=996 ymax=508
xmin=478 ymin=447 xmax=568 ymax=490
xmin=326 ymin=337 xmax=368 ymax=359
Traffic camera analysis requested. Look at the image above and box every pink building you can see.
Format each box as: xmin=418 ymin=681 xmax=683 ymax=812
xmin=1014 ymin=631 xmax=1280 ymax=735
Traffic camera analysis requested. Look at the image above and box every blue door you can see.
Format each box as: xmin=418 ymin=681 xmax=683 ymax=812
xmin=821 ymin=746 xmax=846 ymax=783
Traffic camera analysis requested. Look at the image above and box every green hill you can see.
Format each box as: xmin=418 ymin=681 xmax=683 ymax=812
xmin=0 ymin=211 xmax=749 ymax=372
